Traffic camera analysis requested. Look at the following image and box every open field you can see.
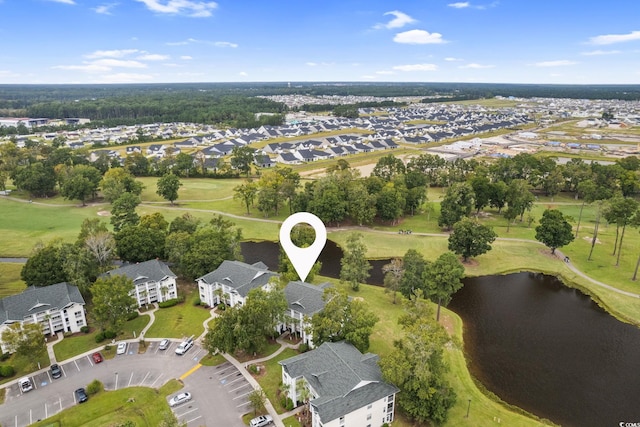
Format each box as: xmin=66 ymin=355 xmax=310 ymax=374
xmin=0 ymin=263 xmax=25 ymax=297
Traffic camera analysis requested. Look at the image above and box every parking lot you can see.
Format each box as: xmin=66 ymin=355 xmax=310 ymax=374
xmin=0 ymin=340 xmax=246 ymax=427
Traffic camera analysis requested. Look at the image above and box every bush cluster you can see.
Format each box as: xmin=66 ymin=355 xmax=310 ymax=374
xmin=86 ymin=379 xmax=104 ymax=395
xmin=0 ymin=365 xmax=15 ymax=377
xmin=158 ymin=297 xmax=183 ymax=308
xmin=95 ymin=330 xmax=117 ymax=343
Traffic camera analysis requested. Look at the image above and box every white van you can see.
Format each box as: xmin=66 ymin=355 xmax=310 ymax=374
xmin=19 ymin=377 xmax=33 ymax=393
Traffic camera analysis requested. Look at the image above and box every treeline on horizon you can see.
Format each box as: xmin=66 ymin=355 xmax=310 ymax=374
xmin=0 ymin=82 xmax=639 ymax=129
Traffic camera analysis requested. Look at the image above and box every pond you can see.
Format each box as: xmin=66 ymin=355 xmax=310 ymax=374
xmin=448 ymin=272 xmax=640 ymax=427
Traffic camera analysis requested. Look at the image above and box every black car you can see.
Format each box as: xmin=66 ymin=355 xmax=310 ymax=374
xmin=50 ymin=363 xmax=62 ymax=379
xmin=75 ymin=387 xmax=88 ymax=403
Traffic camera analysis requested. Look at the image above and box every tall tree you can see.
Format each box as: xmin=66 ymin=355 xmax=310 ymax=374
xmin=372 ymin=154 xmax=406 ymax=182
xmin=604 ymin=195 xmax=639 ymax=265
xmin=574 ymin=179 xmax=598 ymax=238
xmin=230 ymin=146 xmax=256 ymax=177
xmin=506 ymin=179 xmax=535 ymax=222
xmin=376 ymin=181 xmax=407 ymax=225
xmin=424 ymin=252 xmax=465 ymax=321
xmin=110 ymin=192 xmax=140 ymax=232
xmin=438 ymin=182 xmax=474 ymax=230
xmin=382 ymin=258 xmax=403 ymax=304
xmin=379 ymin=296 xmax=456 ymax=425
xmin=448 ymin=217 xmax=497 ymax=262
xmin=156 ymin=173 xmax=182 ymax=205
xmin=340 ymin=232 xmax=371 ymax=291
xmin=21 ymin=241 xmax=67 ymax=286
xmin=91 ymin=274 xmax=137 ymax=333
xmin=535 ymin=209 xmax=575 ymax=255
xmin=99 ymin=167 xmax=144 ymax=203
xmin=399 ymin=249 xmax=428 ymax=299
xmin=233 ymin=180 xmax=258 ymax=215
xmin=311 ymin=287 xmax=378 ymax=353
xmin=469 ymin=174 xmax=492 ymax=213
xmin=13 ymin=162 xmax=56 ymax=197
xmin=1 ymin=323 xmax=46 ymax=367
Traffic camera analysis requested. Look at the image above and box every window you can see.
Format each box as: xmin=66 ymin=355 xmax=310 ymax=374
xmin=367 ymin=414 xmax=372 ymax=420
xmin=367 ymin=404 xmax=372 ymax=409
xmin=339 ymin=416 xmax=345 ymax=426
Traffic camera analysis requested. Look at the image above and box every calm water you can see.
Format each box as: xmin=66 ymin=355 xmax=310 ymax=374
xmin=448 ymin=273 xmax=640 ymax=427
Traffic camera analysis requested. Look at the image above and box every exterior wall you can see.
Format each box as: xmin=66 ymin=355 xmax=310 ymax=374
xmin=197 ymin=280 xmax=247 ymax=308
xmin=313 ymin=394 xmax=395 ymax=427
xmin=0 ymin=303 xmax=87 ymax=353
xmin=132 ymin=278 xmax=177 ymax=307
xmin=277 ymin=309 xmax=314 ymax=347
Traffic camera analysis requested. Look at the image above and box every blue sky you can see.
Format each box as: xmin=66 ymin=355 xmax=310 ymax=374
xmin=0 ymin=0 xmax=639 ymax=85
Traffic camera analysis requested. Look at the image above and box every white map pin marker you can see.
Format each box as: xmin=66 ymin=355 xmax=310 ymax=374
xmin=280 ymin=212 xmax=327 ymax=282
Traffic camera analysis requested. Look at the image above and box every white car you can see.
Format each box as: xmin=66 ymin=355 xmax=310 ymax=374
xmin=175 ymin=336 xmax=194 ymax=355
xmin=169 ymin=392 xmax=192 ymax=407
xmin=158 ymin=339 xmax=170 ymax=350
xmin=249 ymin=415 xmax=273 ymax=427
xmin=116 ymin=342 xmax=127 ymax=355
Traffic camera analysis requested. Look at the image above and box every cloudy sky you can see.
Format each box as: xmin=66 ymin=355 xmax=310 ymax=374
xmin=0 ymin=0 xmax=639 ymax=84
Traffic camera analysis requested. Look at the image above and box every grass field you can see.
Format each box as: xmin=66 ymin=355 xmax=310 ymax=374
xmin=29 ymin=380 xmax=183 ymax=427
xmin=144 ymin=286 xmax=212 ymax=339
xmin=0 ymin=263 xmax=25 ymax=297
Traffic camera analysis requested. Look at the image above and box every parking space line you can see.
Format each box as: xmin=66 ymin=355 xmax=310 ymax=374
xmin=30 ymin=408 xmax=32 ymax=425
xmin=176 ymin=407 xmax=199 ymax=417
xmin=219 ymin=371 xmax=237 ymax=380
xmin=229 ymin=382 xmax=251 ymax=393
xmin=61 ymin=364 xmax=67 ymax=377
xmin=186 ymin=415 xmax=203 ymax=424
xmin=140 ymin=371 xmax=150 ymax=386
xmin=128 ymin=372 xmax=134 ymax=387
xmin=74 ymin=360 xmax=80 ymax=371
xmin=46 ymin=371 xmax=52 ymax=382
xmin=45 ymin=402 xmax=48 ymax=419
xmin=87 ymin=355 xmax=93 ymax=366
xmin=232 ymin=390 xmax=252 ymax=400
xmin=236 ymin=400 xmax=251 ymax=408
xmin=223 ymin=376 xmax=244 ymax=387
xmin=151 ymin=374 xmax=164 ymax=387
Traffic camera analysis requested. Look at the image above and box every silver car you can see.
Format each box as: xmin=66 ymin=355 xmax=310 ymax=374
xmin=169 ymin=392 xmax=192 ymax=407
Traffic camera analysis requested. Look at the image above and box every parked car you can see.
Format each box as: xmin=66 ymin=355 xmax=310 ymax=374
xmin=92 ymin=352 xmax=103 ymax=363
xmin=175 ymin=336 xmax=194 ymax=355
xmin=249 ymin=415 xmax=273 ymax=427
xmin=169 ymin=392 xmax=192 ymax=407
xmin=50 ymin=364 xmax=62 ymax=379
xmin=75 ymin=387 xmax=88 ymax=403
xmin=116 ymin=342 xmax=127 ymax=355
xmin=158 ymin=339 xmax=170 ymax=350
xmin=18 ymin=377 xmax=33 ymax=393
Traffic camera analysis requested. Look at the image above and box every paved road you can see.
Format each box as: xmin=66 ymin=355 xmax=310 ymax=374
xmin=0 ymin=340 xmax=249 ymax=427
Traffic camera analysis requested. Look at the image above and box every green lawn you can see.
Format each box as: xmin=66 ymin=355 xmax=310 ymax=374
xmin=0 ymin=263 xmax=26 ymax=297
xmin=53 ymin=315 xmax=150 ymax=362
xmin=0 ymin=351 xmax=50 ymax=386
xmin=144 ymin=288 xmax=212 ymax=339
xmin=29 ymin=381 xmax=183 ymax=427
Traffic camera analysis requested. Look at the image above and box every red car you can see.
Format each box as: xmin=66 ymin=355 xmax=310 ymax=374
xmin=92 ymin=352 xmax=103 ymax=363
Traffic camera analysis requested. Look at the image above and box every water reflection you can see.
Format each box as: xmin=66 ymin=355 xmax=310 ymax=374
xmin=448 ymin=273 xmax=640 ymax=427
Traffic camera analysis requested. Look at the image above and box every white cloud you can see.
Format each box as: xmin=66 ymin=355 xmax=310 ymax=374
xmin=534 ymin=60 xmax=577 ymax=67
xmin=135 ymin=0 xmax=217 ymax=18
xmin=445 ymin=57 xmax=463 ymax=61
xmin=459 ymin=63 xmax=495 ymax=69
xmin=214 ymin=41 xmax=238 ymax=48
xmin=52 ymin=64 xmax=111 ymax=72
xmin=96 ymin=73 xmax=154 ymax=83
xmin=85 ymin=49 xmax=139 ymax=59
xmin=361 ymin=75 xmax=377 ymax=79
xmin=448 ymin=2 xmax=470 ymax=8
xmin=46 ymin=0 xmax=76 ymax=4
xmin=392 ymin=63 xmax=438 ymax=71
xmin=374 ymin=11 xmax=417 ymax=30
xmin=162 ymin=63 xmax=181 ymax=67
xmin=394 ymin=29 xmax=446 ymax=44
xmin=166 ymin=38 xmax=237 ymax=48
xmin=180 ymin=55 xmax=193 ymax=60
xmin=306 ymin=62 xmax=317 ymax=67
xmin=137 ymin=53 xmax=169 ymax=61
xmin=375 ymin=70 xmax=395 ymax=75
xmin=581 ymin=49 xmax=622 ymax=56
xmin=448 ymin=1 xmax=498 ymax=10
xmin=589 ymin=30 xmax=640 ymax=45
xmin=94 ymin=3 xmax=118 ymax=14
xmin=92 ymin=59 xmax=147 ymax=68
xmin=239 ymin=71 xmax=248 ymax=76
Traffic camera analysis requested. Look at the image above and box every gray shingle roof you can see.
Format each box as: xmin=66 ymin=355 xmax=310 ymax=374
xmin=197 ymin=260 xmax=277 ymax=297
xmin=280 ymin=341 xmax=398 ymax=423
xmin=103 ymin=259 xmax=176 ymax=285
xmin=0 ymin=282 xmax=85 ymax=323
xmin=284 ymin=281 xmax=331 ymax=316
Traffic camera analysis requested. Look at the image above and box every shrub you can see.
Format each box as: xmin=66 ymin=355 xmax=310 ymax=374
xmin=126 ymin=311 xmax=139 ymax=321
xmin=104 ymin=330 xmax=117 ymax=339
xmin=0 ymin=365 xmax=15 ymax=377
xmin=104 ymin=344 xmax=112 ymax=351
xmin=80 ymin=326 xmax=90 ymax=333
xmin=86 ymin=379 xmax=104 ymax=395
xmin=158 ymin=297 xmax=182 ymax=308
xmin=95 ymin=332 xmax=105 ymax=343
xmin=298 ymin=343 xmax=310 ymax=353
xmin=193 ymin=298 xmax=201 ymax=306
xmin=285 ymin=398 xmax=294 ymax=411
xmin=248 ymin=364 xmax=259 ymax=374
xmin=0 ymin=352 xmax=10 ymax=362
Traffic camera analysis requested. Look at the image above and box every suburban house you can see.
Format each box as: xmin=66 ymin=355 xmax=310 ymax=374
xmin=102 ymin=259 xmax=178 ymax=307
xmin=0 ymin=282 xmax=87 ymax=353
xmin=196 ymin=260 xmax=278 ymax=307
xmin=279 ymin=341 xmax=399 ymax=427
xmin=280 ymin=281 xmax=330 ymax=347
